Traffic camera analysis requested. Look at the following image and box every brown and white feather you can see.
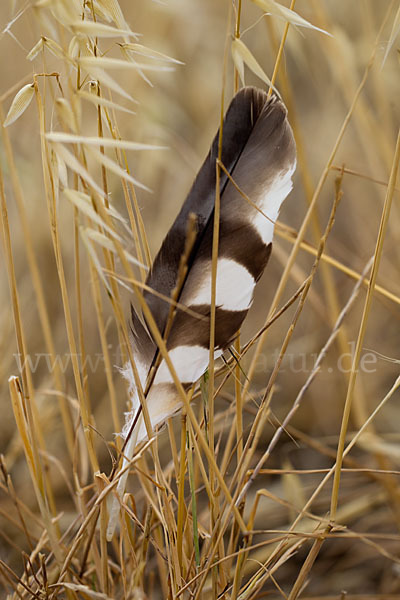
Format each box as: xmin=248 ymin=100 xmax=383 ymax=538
xmin=122 ymin=86 xmax=296 ymax=444
xmin=108 ymin=86 xmax=296 ymax=540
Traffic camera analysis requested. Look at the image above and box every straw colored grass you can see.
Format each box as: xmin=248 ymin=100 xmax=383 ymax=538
xmin=1 ymin=0 xmax=400 ymax=598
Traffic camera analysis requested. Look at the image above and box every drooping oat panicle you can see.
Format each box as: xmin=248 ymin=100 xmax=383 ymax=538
xmin=3 ymin=83 xmax=34 ymax=127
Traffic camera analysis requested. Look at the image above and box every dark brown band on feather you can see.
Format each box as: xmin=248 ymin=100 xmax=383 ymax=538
xmin=193 ymin=220 xmax=272 ymax=282
xmin=167 ymin=304 xmax=248 ymax=351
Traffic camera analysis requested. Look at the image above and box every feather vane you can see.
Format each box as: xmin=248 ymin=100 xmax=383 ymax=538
xmin=108 ymin=86 xmax=296 ymax=540
xmin=122 ymin=85 xmax=296 ymax=443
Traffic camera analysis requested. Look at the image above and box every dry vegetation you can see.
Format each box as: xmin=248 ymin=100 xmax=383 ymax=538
xmin=1 ymin=0 xmax=400 ymax=598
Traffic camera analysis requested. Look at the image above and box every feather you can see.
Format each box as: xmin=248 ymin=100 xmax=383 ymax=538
xmin=124 ymin=85 xmax=296 ymax=438
xmin=107 ymin=87 xmax=296 ymax=539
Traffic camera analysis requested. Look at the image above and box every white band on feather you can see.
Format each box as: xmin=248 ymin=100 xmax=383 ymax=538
xmin=154 ymin=345 xmax=211 ymax=385
xmin=188 ymin=258 xmax=255 ymax=312
xmin=252 ymin=166 xmax=296 ymax=245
